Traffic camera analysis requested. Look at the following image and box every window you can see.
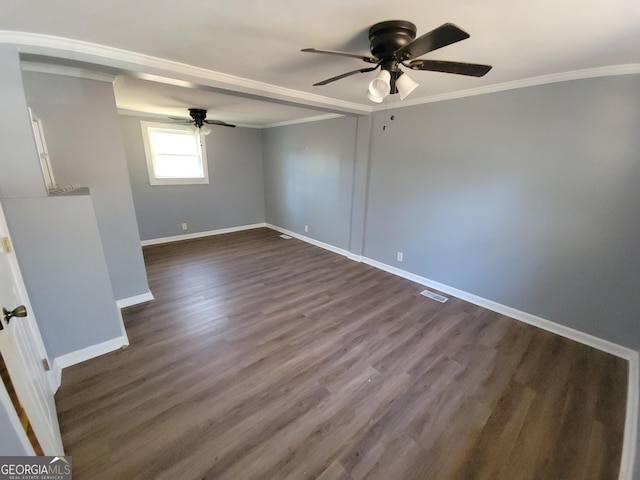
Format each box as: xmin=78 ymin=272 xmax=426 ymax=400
xmin=29 ymin=108 xmax=56 ymax=190
xmin=141 ymin=122 xmax=209 ymax=185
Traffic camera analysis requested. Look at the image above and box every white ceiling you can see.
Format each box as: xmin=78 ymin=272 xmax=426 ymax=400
xmin=2 ymin=0 xmax=639 ymax=126
xmin=112 ymin=76 xmax=330 ymax=128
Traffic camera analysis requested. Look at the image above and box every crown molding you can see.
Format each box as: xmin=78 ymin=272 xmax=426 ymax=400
xmin=20 ymin=60 xmax=116 ymax=83
xmin=117 ymin=109 xmax=177 ymax=120
xmin=375 ymin=64 xmax=640 ymax=111
xmin=4 ymin=31 xmax=639 ymax=116
xmin=118 ymin=109 xmax=343 ymax=129
xmin=0 ymin=30 xmax=372 ymax=115
xmin=263 ymin=113 xmax=345 ymax=129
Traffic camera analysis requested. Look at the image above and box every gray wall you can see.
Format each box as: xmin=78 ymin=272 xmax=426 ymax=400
xmin=263 ymin=75 xmax=640 ymax=351
xmin=120 ymin=115 xmax=265 ymax=240
xmin=0 ymin=47 xmax=47 ymax=199
xmin=263 ymin=77 xmax=640 ymax=477
xmin=365 ymin=75 xmax=640 ymax=351
xmin=22 ymin=72 xmax=150 ymax=301
xmin=263 ymin=116 xmax=358 ymax=250
xmin=0 ymin=47 xmax=125 ymax=361
xmin=3 ymin=196 xmax=123 ymax=358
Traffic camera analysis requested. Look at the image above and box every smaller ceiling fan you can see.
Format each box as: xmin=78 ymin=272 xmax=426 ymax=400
xmin=302 ymin=20 xmax=492 ymax=103
xmin=170 ymin=108 xmax=235 ymax=135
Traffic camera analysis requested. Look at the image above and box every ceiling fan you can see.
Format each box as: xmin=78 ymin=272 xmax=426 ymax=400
xmin=170 ymin=108 xmax=236 ymax=135
xmin=302 ymin=20 xmax=492 ymax=103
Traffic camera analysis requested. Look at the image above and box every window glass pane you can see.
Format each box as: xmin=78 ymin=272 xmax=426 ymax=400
xmin=142 ymin=121 xmax=208 ymax=185
xmin=150 ymin=130 xmax=198 ymax=156
xmin=153 ymin=155 xmax=203 ymax=178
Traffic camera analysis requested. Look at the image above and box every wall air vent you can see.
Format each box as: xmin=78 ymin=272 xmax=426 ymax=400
xmin=420 ymin=289 xmax=449 ymax=303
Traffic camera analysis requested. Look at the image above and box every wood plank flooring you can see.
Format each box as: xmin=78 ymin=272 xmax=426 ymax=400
xmin=55 ymin=228 xmax=628 ymax=479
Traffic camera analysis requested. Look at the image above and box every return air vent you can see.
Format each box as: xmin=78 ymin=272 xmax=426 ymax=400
xmin=279 ymin=234 xmax=292 ymax=240
xmin=420 ymin=289 xmax=449 ymax=303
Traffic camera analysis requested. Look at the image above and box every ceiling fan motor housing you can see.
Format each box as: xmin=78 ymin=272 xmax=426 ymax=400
xmin=303 ymin=20 xmax=491 ymax=99
xmin=368 ymin=20 xmax=417 ymax=60
xmin=188 ymin=108 xmax=208 ymax=128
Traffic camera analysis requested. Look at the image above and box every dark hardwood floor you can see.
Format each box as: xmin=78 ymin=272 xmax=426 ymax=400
xmin=55 ymin=228 xmax=628 ymax=479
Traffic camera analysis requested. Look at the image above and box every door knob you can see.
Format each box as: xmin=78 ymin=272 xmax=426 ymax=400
xmin=3 ymin=305 xmax=27 ymax=325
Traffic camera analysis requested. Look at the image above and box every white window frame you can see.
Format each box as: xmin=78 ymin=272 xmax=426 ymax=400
xmin=140 ymin=121 xmax=209 ymax=186
xmin=29 ymin=108 xmax=56 ymax=190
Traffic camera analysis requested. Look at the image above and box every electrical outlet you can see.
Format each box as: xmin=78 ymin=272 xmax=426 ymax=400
xmin=397 ymin=251 xmax=403 ymax=262
xmin=181 ymin=223 xmax=188 ymax=231
xmin=304 ymin=225 xmax=309 ymax=233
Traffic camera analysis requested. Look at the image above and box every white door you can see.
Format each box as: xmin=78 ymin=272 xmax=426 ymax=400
xmin=0 ymin=200 xmax=64 ymax=455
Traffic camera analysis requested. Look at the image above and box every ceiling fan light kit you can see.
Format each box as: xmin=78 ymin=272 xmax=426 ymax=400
xmin=191 ymin=124 xmax=211 ymax=136
xmin=368 ymin=69 xmax=392 ymax=99
xmin=367 ymin=89 xmax=385 ymax=103
xmin=395 ymin=71 xmax=419 ymax=100
xmin=303 ymin=20 xmax=492 ymax=103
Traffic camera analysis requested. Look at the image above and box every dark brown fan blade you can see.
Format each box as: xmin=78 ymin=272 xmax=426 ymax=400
xmin=301 ymin=48 xmax=378 ymax=64
xmin=313 ymin=66 xmax=379 ymax=86
xmin=406 ymin=59 xmax=492 ymax=77
xmin=205 ymin=120 xmax=236 ymax=128
xmin=395 ymin=23 xmax=470 ymax=61
xmin=168 ymin=117 xmax=191 ymax=122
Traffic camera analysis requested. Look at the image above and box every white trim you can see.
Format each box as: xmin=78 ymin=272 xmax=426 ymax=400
xmin=28 ymin=108 xmax=56 ymax=190
xmin=6 ymin=32 xmax=639 ymax=122
xmin=375 ymin=64 xmax=640 ymax=111
xmin=360 ymin=257 xmax=635 ymax=359
xmin=52 ymin=335 xmax=129 ymax=389
xmin=0 ymin=31 xmax=370 ymax=115
xmin=20 ymin=60 xmax=116 ymax=83
xmin=264 ymin=224 xmax=637 ymax=480
xmin=52 ymin=301 xmax=132 ymax=390
xmin=4 ymin=31 xmax=639 ymax=115
xmin=115 ymin=307 xmax=129 ymax=344
xmin=140 ymin=121 xmax=209 ymax=186
xmin=141 ymin=223 xmax=267 ymax=246
xmin=116 ymin=291 xmax=154 ymax=309
xmin=264 ymin=113 xmax=345 ymax=129
xmin=362 ymin=256 xmax=638 ymax=480
xmin=265 ymin=224 xmax=351 ymax=258
xmin=347 ymin=253 xmax=363 ymax=262
xmin=620 ymin=352 xmax=638 ymax=480
xmin=118 ymin=109 xmax=180 ymax=120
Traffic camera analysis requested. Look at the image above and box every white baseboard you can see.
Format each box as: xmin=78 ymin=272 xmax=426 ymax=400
xmin=265 ymin=223 xmax=638 ymax=480
xmin=360 ymin=257 xmax=634 ymax=360
xmin=265 ymin=224 xmax=351 ymax=258
xmin=116 ymin=291 xmax=154 ymax=309
xmin=141 ymin=223 xmax=267 ymax=246
xmin=621 ymin=352 xmax=638 ymax=480
xmin=52 ymin=334 xmax=129 ymax=389
xmin=358 ymin=257 xmax=638 ymax=480
xmin=115 ymin=304 xmax=130 ymax=344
